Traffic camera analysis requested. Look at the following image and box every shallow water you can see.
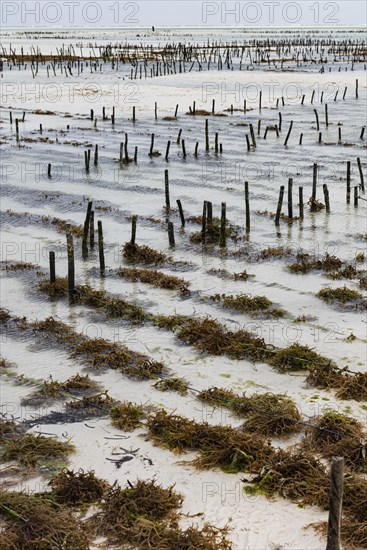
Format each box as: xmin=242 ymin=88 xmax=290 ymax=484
xmin=0 ymin=27 xmax=366 ymax=549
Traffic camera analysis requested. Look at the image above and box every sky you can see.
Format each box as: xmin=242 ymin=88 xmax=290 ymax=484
xmin=0 ymin=0 xmax=366 ymax=28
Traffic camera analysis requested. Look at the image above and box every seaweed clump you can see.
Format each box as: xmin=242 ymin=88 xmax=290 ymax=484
xmin=258 ymin=246 xmax=292 ymax=260
xmin=317 ymin=286 xmax=366 ymax=309
xmin=233 ymin=270 xmax=252 ymax=281
xmin=33 ymin=317 xmax=165 ymax=380
xmin=0 ymin=433 xmax=74 ymax=468
xmin=38 ymin=277 xmax=69 ymax=298
xmin=241 ymin=393 xmax=301 ymax=436
xmin=0 ymin=419 xmax=20 ymax=440
xmin=123 ymin=242 xmax=168 ymax=265
xmin=66 ymin=391 xmax=116 ymax=416
xmin=147 ymin=410 xmax=274 ymax=472
xmin=306 ymin=364 xmax=367 ymax=401
xmin=269 ymin=343 xmax=332 ymax=373
xmin=117 ymin=267 xmax=190 ymax=294
xmin=77 ymin=284 xmax=148 ymax=323
xmin=153 ymin=377 xmax=189 ymax=395
xmin=22 ymin=374 xmax=100 ymax=405
xmin=301 ymin=411 xmax=367 ymax=471
xmin=91 ymin=479 xmax=231 ymax=549
xmin=2 ymin=261 xmax=39 ymax=271
xmin=244 ymin=450 xmax=329 ymax=507
xmin=176 ymin=318 xmax=268 ymax=361
xmin=214 ymin=293 xmax=285 ymax=318
xmin=49 ymin=468 xmax=109 ymax=505
xmin=110 ymin=402 xmax=146 ymax=431
xmin=0 ymin=491 xmax=91 ymax=549
xmin=198 ymin=388 xmax=301 ymax=436
xmin=39 ymin=279 xmax=148 ymax=323
xmin=288 ymin=253 xmax=343 ymax=274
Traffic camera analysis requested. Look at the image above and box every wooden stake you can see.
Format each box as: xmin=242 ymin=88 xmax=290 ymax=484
xmin=165 ymin=169 xmax=170 ymax=209
xmin=131 ymin=215 xmax=137 ymax=244
xmin=202 ymin=201 xmax=207 ymax=243
xmin=326 ymin=457 xmax=344 ymax=550
xmin=132 ymin=106 xmax=136 ymax=122
xmin=284 ymin=121 xmax=293 ymax=146
xmin=49 ymin=251 xmax=56 ymax=283
xmin=165 ymin=140 xmax=171 ymax=161
xmin=82 ymin=201 xmax=93 ymax=256
xmin=84 ymin=150 xmax=90 ymax=173
xmin=246 ymin=134 xmax=251 ymax=152
xmin=124 ymin=137 xmax=129 ymax=162
xmin=97 ymin=221 xmax=105 ymax=273
xmin=278 ymin=112 xmax=282 ymax=132
xmin=299 ymin=186 xmax=304 ymax=219
xmin=288 ymin=178 xmax=293 ymax=219
xmin=167 ymin=221 xmax=175 ymax=247
xmin=149 ymin=133 xmax=154 ymax=155
xmin=89 ymin=211 xmax=95 ymax=249
xmin=325 ymin=104 xmax=329 ymax=127
xmin=249 ymin=124 xmax=256 ymax=147
xmin=94 ymin=144 xmax=98 ymax=166
xmin=205 ymin=119 xmax=209 ymax=151
xmin=275 ymin=185 xmax=285 ymax=225
xmin=357 ymin=157 xmax=364 ymax=191
xmin=347 ymin=161 xmax=351 ymax=204
xmin=206 ymin=201 xmax=213 ymax=227
xmin=312 ymin=163 xmax=318 ymax=201
xmin=220 ymin=202 xmax=226 ymax=247
xmin=314 ymin=109 xmax=320 ymax=131
xmin=66 ymin=233 xmax=75 ymax=297
xmin=356 ymin=79 xmax=359 ymax=98
xmin=182 ymin=139 xmax=187 ymax=158
xmin=176 ymin=199 xmax=185 ymax=228
xmin=354 ymin=186 xmax=359 ymax=207
xmin=323 ymin=184 xmax=330 ymax=212
xmin=245 ymin=180 xmax=250 ymax=233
